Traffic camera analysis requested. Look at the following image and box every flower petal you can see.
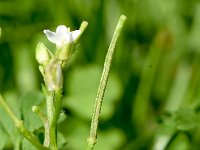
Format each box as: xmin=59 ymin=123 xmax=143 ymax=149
xmin=56 ymin=25 xmax=71 ymax=44
xmin=44 ymin=30 xmax=58 ymax=44
xmin=56 ymin=25 xmax=70 ymax=37
xmin=70 ymin=30 xmax=81 ymax=42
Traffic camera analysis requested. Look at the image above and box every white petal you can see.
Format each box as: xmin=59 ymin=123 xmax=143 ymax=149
xmin=44 ymin=30 xmax=58 ymax=44
xmin=70 ymin=30 xmax=81 ymax=42
xmin=55 ymin=25 xmax=71 ymax=45
xmin=56 ymin=25 xmax=70 ymax=38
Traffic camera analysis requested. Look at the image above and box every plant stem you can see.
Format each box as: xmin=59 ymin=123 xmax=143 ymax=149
xmin=43 ymin=21 xmax=87 ymax=149
xmin=32 ymin=105 xmax=50 ymax=147
xmin=86 ymin=15 xmax=127 ymax=150
xmin=46 ymin=90 xmax=62 ymax=150
xmin=0 ymin=94 xmax=48 ymax=150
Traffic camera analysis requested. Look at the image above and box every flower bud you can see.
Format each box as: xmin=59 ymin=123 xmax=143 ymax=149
xmin=36 ymin=42 xmax=50 ymax=65
xmin=45 ymin=59 xmax=63 ymax=91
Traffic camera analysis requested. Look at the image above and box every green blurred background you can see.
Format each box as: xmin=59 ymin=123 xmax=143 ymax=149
xmin=1 ymin=0 xmax=200 ymax=149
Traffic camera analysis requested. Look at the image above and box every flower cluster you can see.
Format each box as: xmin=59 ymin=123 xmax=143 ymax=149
xmin=36 ymin=23 xmax=87 ymax=91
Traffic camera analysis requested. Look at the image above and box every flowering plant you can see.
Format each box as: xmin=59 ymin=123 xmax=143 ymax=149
xmin=0 ymin=15 xmax=126 ymax=150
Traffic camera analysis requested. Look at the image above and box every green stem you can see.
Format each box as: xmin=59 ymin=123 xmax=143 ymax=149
xmin=86 ymin=15 xmax=127 ymax=150
xmin=0 ymin=94 xmax=48 ymax=150
xmin=46 ymin=90 xmax=62 ymax=150
xmin=32 ymin=106 xmax=50 ymax=147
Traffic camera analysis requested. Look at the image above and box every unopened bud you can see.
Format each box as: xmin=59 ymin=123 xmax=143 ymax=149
xmin=45 ymin=59 xmax=63 ymax=91
xmin=36 ymin=42 xmax=50 ymax=65
xmin=32 ymin=105 xmax=40 ymax=113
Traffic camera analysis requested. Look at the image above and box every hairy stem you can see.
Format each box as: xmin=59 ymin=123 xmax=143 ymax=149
xmin=86 ymin=15 xmax=127 ymax=150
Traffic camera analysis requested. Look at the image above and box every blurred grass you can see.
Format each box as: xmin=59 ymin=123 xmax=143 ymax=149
xmin=1 ymin=0 xmax=200 ymax=149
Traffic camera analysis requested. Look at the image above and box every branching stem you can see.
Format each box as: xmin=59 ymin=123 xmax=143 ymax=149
xmin=0 ymin=94 xmax=48 ymax=150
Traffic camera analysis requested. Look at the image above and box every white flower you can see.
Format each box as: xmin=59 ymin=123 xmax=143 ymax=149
xmin=44 ymin=25 xmax=81 ymax=48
